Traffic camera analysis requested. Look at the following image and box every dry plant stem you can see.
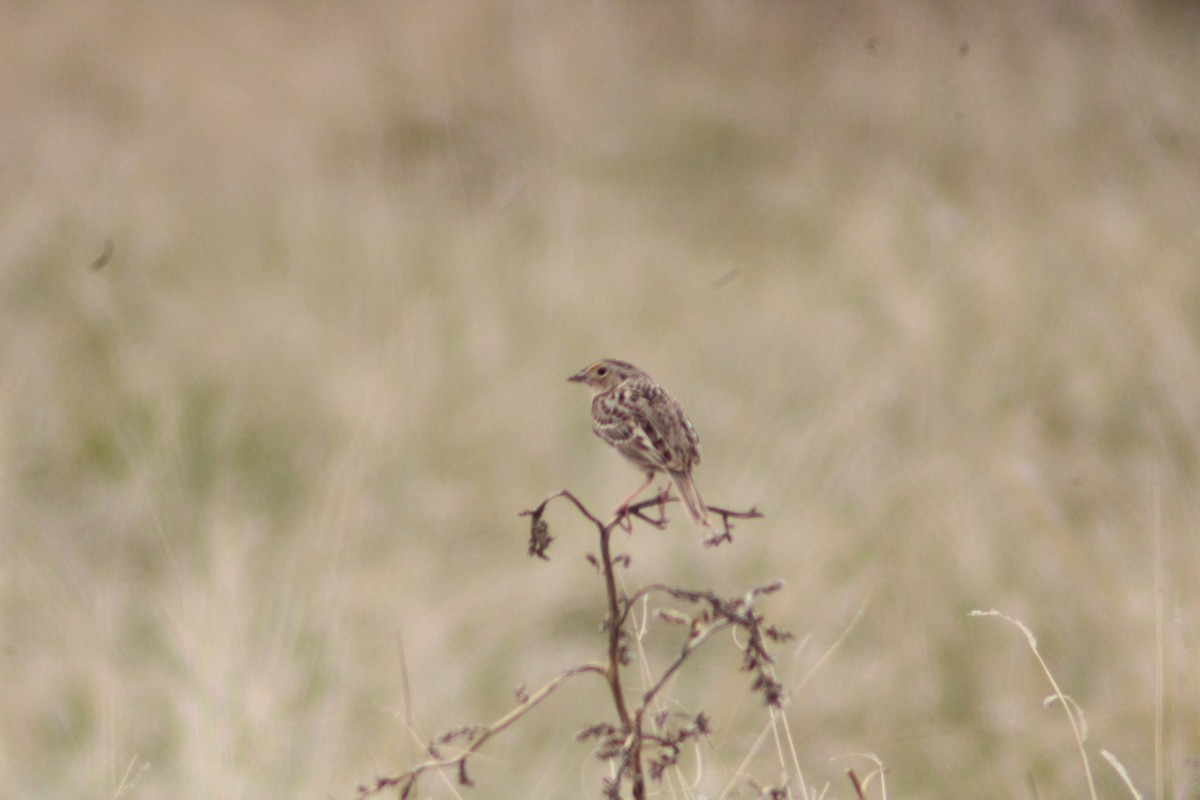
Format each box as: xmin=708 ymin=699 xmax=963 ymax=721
xmin=521 ymin=490 xmax=772 ymax=800
xmin=633 ymin=617 xmax=733 ymax=739
xmin=364 ymin=490 xmax=768 ymax=799
xmin=848 ymin=769 xmax=867 ymax=800
xmin=539 ymin=490 xmax=645 ymax=796
xmin=598 ymin=516 xmax=634 ymax=734
xmin=971 ymin=610 xmax=1098 ymax=800
xmin=528 ymin=488 xmax=762 ymax=539
xmin=358 ymin=663 xmax=607 ymax=799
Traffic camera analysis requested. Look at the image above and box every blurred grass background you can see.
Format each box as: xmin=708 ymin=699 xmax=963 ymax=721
xmin=2 ymin=1 xmax=1199 ymax=797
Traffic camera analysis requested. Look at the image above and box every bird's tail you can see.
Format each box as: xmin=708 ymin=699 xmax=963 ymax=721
xmin=669 ymin=471 xmax=710 ymax=527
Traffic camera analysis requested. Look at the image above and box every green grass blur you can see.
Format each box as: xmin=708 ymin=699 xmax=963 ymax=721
xmin=2 ymin=2 xmax=1198 ymax=798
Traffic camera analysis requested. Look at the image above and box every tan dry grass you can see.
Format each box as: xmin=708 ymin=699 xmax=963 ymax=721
xmin=1 ymin=1 xmax=1198 ymax=798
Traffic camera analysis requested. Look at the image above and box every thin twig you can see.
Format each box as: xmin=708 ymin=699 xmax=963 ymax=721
xmin=371 ymin=489 xmax=768 ymax=799
xmin=848 ymin=769 xmax=867 ymax=800
xmin=599 ymin=521 xmax=634 ymax=734
xmin=358 ymin=663 xmax=606 ymax=799
xmin=640 ymin=619 xmax=736 ymax=708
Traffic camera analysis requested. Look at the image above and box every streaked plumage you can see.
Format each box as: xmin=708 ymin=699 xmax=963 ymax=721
xmin=568 ymin=358 xmax=709 ymax=527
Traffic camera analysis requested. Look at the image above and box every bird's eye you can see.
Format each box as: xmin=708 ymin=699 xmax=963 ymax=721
xmin=596 ymin=366 xmax=608 ymax=377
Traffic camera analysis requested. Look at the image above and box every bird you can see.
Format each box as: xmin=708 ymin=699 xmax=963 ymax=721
xmin=568 ymin=358 xmax=709 ymax=527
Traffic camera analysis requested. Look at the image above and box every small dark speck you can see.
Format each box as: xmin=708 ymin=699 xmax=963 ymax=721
xmin=959 ymin=41 xmax=970 ymax=57
xmin=865 ymin=35 xmax=880 ymax=56
xmin=712 ymin=268 xmax=741 ymax=289
xmin=89 ymin=237 xmax=114 ymax=271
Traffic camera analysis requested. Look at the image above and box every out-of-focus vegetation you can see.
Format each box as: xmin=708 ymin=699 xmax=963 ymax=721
xmin=2 ymin=2 xmax=1198 ymax=798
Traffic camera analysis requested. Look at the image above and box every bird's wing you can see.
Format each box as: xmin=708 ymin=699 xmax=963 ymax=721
xmin=623 ymin=382 xmax=700 ymax=472
xmin=591 ymin=385 xmax=663 ymax=472
xmin=592 ymin=394 xmax=638 ymax=449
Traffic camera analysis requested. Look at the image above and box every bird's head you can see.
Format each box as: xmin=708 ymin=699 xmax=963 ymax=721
xmin=568 ymin=359 xmax=645 ymax=392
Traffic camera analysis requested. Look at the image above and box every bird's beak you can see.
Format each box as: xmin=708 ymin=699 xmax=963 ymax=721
xmin=567 ymin=369 xmax=587 ymax=383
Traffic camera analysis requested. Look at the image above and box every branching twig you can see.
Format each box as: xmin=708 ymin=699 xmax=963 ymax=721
xmin=357 ymin=663 xmax=607 ymax=799
xmin=520 ymin=489 xmax=763 ymax=555
xmin=362 ymin=489 xmax=771 ymax=800
xmin=703 ymin=503 xmax=765 ymax=546
xmin=519 ymin=490 xmax=774 ymax=799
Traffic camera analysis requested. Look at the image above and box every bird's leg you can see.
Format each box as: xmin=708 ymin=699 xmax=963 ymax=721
xmin=616 ymin=472 xmax=656 ymax=531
